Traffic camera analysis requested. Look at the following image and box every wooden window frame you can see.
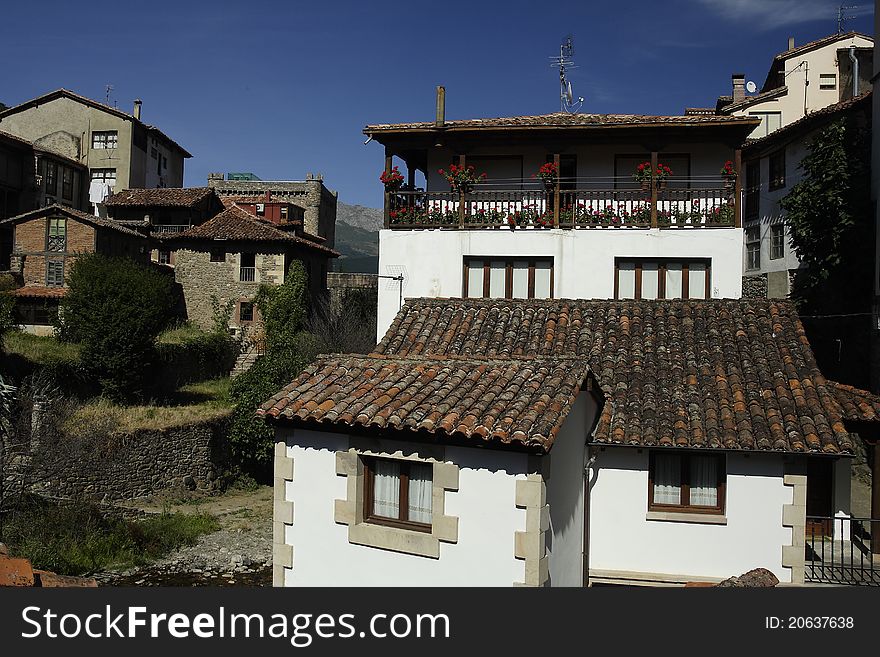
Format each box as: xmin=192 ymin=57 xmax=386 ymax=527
xmin=61 ymin=167 xmax=73 ymax=200
xmin=648 ymin=451 xmax=726 ymax=515
xmin=769 ymin=224 xmax=785 ymax=260
xmin=768 ymin=149 xmax=785 ymax=191
xmin=239 ymin=300 xmax=255 ymax=323
xmin=362 ymin=456 xmax=432 ymax=533
xmin=462 ymin=256 xmax=554 ymax=299
xmin=46 ymin=259 xmax=64 ymax=287
xmin=613 ymin=258 xmax=711 ymax=300
xmin=818 ymin=73 xmax=837 ymax=90
xmin=209 ymin=247 xmax=226 ymax=263
xmin=745 ymin=226 xmax=761 ymax=270
xmin=46 ymin=217 xmax=67 ymax=252
xmin=744 ymin=161 xmax=760 ymax=220
xmin=45 ymin=161 xmax=57 ymax=196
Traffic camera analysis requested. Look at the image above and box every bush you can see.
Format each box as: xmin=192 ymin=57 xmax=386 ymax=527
xmin=2 ymin=496 xmax=219 ymax=575
xmin=57 ymin=254 xmax=175 ymax=402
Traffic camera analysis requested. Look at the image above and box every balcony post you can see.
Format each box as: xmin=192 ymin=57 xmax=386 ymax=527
xmin=650 ymin=151 xmax=658 ymax=228
xmin=384 ymin=148 xmax=392 ymax=229
xmin=734 ymin=148 xmax=742 ymax=228
xmin=458 ymin=154 xmax=466 ymax=228
xmin=872 ymin=438 xmax=880 ymax=556
xmin=553 ymin=153 xmax=561 ymax=227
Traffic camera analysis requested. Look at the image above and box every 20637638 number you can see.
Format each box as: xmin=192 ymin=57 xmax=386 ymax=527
xmin=765 ymin=616 xmax=854 ymax=629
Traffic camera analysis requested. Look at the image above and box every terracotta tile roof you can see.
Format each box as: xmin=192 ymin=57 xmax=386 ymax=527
xmin=364 ymin=112 xmax=759 ymax=133
xmin=761 ymin=32 xmax=872 ymax=91
xmin=828 ymin=381 xmax=880 ymax=423
xmin=0 ymin=204 xmax=146 ymax=239
xmin=12 ymin=286 xmax=66 ymax=299
xmin=172 ymin=205 xmax=338 ymax=256
xmin=744 ymin=91 xmax=871 ymax=152
xmin=103 ymin=187 xmax=215 ymax=208
xmin=259 ymin=355 xmax=592 ymax=451
xmin=369 ymin=297 xmax=866 ymax=454
xmin=0 ymin=89 xmax=192 ymax=157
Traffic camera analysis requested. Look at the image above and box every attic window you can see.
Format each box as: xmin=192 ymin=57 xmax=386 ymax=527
xmin=819 ymin=73 xmax=837 ymax=90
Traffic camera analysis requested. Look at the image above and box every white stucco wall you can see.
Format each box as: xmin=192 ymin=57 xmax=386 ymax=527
xmin=545 ymin=391 xmax=598 ymax=586
xmin=378 ymin=227 xmax=744 ymax=339
xmin=278 ymin=428 xmax=530 ymax=587
xmin=588 ymin=446 xmax=793 ymax=583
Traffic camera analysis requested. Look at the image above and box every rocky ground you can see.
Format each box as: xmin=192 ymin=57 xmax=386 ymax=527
xmin=94 ymin=485 xmax=273 ymax=587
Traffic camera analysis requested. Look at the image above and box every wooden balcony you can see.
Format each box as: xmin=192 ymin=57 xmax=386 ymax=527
xmin=384 ymin=177 xmax=740 ymax=230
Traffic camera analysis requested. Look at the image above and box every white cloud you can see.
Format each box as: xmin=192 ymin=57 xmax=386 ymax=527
xmin=695 ymin=0 xmax=870 ymax=30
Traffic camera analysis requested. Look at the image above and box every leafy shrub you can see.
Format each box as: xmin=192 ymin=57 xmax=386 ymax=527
xmin=57 ymin=254 xmax=175 ymax=402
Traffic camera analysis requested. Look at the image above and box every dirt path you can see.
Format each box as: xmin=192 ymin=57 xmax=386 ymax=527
xmin=96 ymin=486 xmax=273 ymax=587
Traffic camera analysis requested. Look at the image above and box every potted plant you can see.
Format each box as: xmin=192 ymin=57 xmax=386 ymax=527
xmin=535 ymin=162 xmax=559 ymax=192
xmin=720 ymin=160 xmax=737 ymax=194
xmin=633 ymin=162 xmax=652 ymax=192
xmin=380 ymin=166 xmax=404 ymax=192
xmin=438 ymin=164 xmax=487 ymax=194
xmin=655 ymin=163 xmax=672 ymax=191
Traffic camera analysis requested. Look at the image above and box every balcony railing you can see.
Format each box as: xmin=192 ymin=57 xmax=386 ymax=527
xmin=239 ymin=267 xmax=256 ymax=282
xmin=384 ymin=177 xmax=739 ymax=230
xmin=805 ymin=515 xmax=879 ymax=586
xmin=152 ymin=224 xmax=190 ymax=234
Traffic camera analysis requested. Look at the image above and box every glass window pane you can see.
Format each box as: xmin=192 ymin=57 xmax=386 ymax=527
xmin=653 ymin=453 xmax=681 ymax=505
xmin=372 ymin=460 xmax=400 ymax=519
xmin=534 ymin=261 xmax=551 ymax=299
xmin=407 ymin=463 xmax=433 ymax=524
xmin=689 ymin=263 xmax=707 ymax=299
xmin=617 ymin=262 xmax=636 ymax=299
xmin=512 ymin=261 xmax=529 ymax=299
xmin=489 ymin=260 xmax=506 ymax=298
xmin=689 ymin=456 xmax=718 ymax=507
xmin=466 ymin=260 xmax=484 ymax=298
xmin=665 ymin=263 xmax=683 ymax=299
xmin=641 ymin=262 xmax=659 ymax=300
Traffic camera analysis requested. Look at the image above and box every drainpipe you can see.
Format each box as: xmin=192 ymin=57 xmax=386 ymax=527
xmin=583 ymin=450 xmax=597 ymax=586
xmin=849 ymin=47 xmax=860 ymax=97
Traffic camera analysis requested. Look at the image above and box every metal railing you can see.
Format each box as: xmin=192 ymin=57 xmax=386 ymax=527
xmin=239 ymin=267 xmax=256 ymax=282
xmin=151 ymin=224 xmax=190 ymax=234
xmin=805 ymin=515 xmax=879 ymax=586
xmin=385 ymin=177 xmax=738 ymax=230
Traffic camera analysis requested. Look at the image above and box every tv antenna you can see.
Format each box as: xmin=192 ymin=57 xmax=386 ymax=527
xmin=550 ymin=36 xmax=584 ymax=113
xmin=837 ymin=5 xmax=858 ymax=33
xmin=105 ymin=84 xmax=114 ymax=106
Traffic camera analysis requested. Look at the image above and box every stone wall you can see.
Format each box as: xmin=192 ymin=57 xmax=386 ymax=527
xmin=32 ymin=414 xmax=230 ymax=502
xmin=327 ymin=272 xmax=378 ymax=311
xmin=207 ymin=175 xmax=338 ymax=248
xmin=742 ymin=274 xmax=768 ymax=299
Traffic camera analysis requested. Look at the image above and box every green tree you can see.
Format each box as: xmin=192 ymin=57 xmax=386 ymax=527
xmin=228 ymin=261 xmax=311 ymax=475
xmin=780 ymin=116 xmax=873 ymax=313
xmin=58 ymin=254 xmax=174 ymax=402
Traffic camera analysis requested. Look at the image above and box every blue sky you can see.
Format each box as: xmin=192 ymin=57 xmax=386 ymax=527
xmin=0 ymin=0 xmax=873 ymax=208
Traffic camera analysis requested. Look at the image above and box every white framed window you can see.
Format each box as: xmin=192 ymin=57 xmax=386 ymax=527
xmin=746 ymin=225 xmax=761 ymax=270
xmin=92 ymin=131 xmax=118 ymax=149
xmin=615 ymin=258 xmax=711 ymax=300
xmin=90 ymin=168 xmax=117 ymax=185
xmin=770 ymin=224 xmax=785 ymax=260
xmin=749 ymin=111 xmax=782 ymax=138
xmin=463 ymin=257 xmax=553 ymax=299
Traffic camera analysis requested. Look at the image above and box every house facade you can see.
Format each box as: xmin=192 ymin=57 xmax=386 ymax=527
xmin=715 ymin=32 xmax=873 ymax=139
xmin=0 ymin=90 xmax=191 ymax=205
xmin=364 ymin=99 xmax=758 ymax=338
xmin=167 ymin=204 xmax=338 ymax=333
xmin=0 ymin=204 xmax=148 ymax=334
xmin=262 ymin=298 xmax=878 ymax=587
xmin=741 ymin=92 xmax=871 ymax=297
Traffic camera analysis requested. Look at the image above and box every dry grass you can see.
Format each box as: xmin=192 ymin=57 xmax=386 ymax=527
xmin=157 ymin=322 xmax=207 ymax=345
xmin=2 ymin=332 xmax=80 ymax=365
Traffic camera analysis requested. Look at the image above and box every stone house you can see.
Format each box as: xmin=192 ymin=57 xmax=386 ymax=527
xmin=167 ymin=204 xmax=338 ymax=333
xmin=0 ymin=89 xmax=191 ymax=204
xmin=262 ymin=297 xmax=880 ymax=587
xmin=207 ymin=173 xmax=337 ymax=249
xmin=0 ymin=204 xmax=148 ymax=334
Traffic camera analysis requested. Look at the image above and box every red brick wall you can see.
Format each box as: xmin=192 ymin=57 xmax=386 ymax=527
xmin=22 ymin=254 xmax=46 ymax=285
xmin=67 ymin=220 xmax=95 ymax=253
xmin=14 ymin=217 xmax=46 ymax=253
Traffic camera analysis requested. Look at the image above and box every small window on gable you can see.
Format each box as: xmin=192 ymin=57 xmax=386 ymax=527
xmin=363 ymin=457 xmax=433 ymax=531
xmin=47 ymin=217 xmax=67 ymax=252
xmin=210 ymin=248 xmax=226 ymax=263
xmin=819 ymin=73 xmax=837 ymax=90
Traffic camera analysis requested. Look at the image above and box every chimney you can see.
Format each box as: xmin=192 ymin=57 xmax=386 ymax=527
xmin=133 ymin=99 xmax=142 ymax=120
xmin=435 ymin=86 xmax=446 ymax=128
xmin=732 ymin=74 xmax=746 ymax=103
xmin=788 ymin=36 xmax=795 ymax=51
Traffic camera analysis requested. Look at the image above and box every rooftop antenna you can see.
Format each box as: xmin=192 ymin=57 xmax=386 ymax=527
xmin=550 ymin=36 xmax=584 ymax=113
xmin=105 ymin=84 xmax=114 ymax=106
xmin=837 ymin=5 xmax=857 ymax=34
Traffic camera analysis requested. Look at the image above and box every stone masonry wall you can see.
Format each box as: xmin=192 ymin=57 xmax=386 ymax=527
xmin=174 ymin=245 xmax=285 ymax=330
xmin=327 ymin=272 xmax=378 ymax=311
xmin=34 ymin=415 xmax=230 ymax=502
xmin=742 ymin=274 xmax=768 ymax=299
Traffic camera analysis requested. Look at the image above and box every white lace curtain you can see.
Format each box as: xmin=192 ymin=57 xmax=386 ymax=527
xmin=372 ymin=460 xmax=433 ymax=523
xmin=689 ymin=455 xmax=718 ymax=507
xmin=653 ymin=453 xmax=681 ymax=504
xmin=407 ymin=463 xmax=433 ymax=523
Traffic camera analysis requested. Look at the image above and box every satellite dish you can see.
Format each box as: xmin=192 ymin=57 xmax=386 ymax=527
xmin=746 ymin=80 xmax=757 ymax=94
xmin=565 ymin=80 xmax=573 ymax=104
